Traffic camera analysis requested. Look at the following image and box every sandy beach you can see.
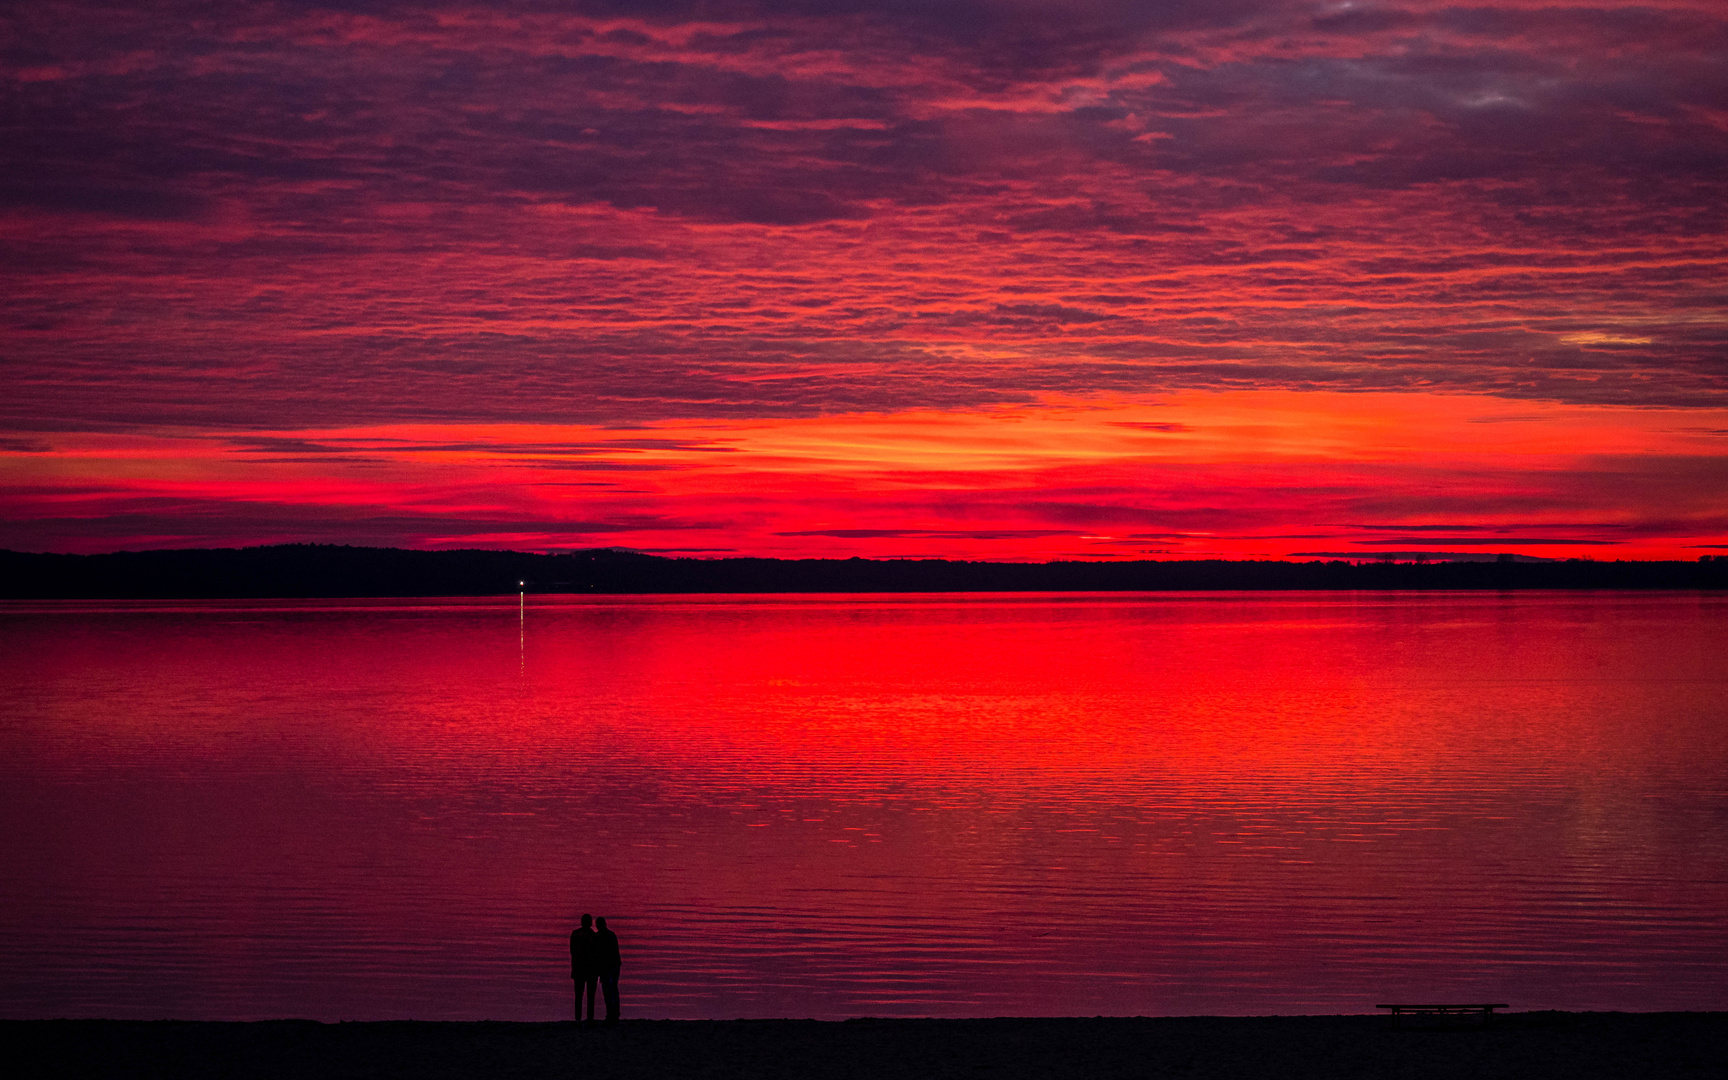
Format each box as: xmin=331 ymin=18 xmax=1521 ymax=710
xmin=6 ymin=1013 xmax=1724 ymax=1080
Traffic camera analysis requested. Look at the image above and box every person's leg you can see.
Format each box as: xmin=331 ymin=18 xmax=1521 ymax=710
xmin=601 ymin=972 xmax=619 ymax=1021
xmin=574 ymin=978 xmax=580 ymax=1021
xmin=582 ymin=976 xmax=598 ymax=1021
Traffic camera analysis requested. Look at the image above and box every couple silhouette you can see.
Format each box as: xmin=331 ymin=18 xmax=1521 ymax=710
xmin=569 ymin=914 xmax=622 ymax=1022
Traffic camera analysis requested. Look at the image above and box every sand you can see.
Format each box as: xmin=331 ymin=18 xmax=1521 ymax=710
xmin=6 ymin=1013 xmax=1724 ymax=1079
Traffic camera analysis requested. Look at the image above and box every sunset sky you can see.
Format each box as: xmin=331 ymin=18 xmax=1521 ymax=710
xmin=4 ymin=0 xmax=1725 ymax=561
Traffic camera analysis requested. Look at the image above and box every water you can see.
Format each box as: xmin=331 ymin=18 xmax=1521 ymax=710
xmin=1 ymin=591 xmax=1724 ymax=1020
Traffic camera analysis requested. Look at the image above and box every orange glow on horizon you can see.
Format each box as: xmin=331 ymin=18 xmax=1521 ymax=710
xmin=5 ymin=391 xmax=1725 ymax=561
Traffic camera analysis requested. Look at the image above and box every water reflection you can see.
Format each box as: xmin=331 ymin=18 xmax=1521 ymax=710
xmin=1 ymin=592 xmax=1724 ymax=1019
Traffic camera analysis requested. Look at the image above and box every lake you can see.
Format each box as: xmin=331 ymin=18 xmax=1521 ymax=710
xmin=2 ymin=591 xmax=1724 ymax=1020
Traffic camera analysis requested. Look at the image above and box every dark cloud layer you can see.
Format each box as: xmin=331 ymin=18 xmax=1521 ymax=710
xmin=1 ymin=0 xmax=1723 ymax=432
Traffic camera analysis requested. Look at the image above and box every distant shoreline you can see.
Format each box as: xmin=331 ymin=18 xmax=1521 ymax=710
xmin=2 ymin=544 xmax=1725 ymax=599
xmin=6 ymin=1013 xmax=1725 ymax=1080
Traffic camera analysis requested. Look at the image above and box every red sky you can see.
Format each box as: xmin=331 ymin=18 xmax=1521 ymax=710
xmin=3 ymin=0 xmax=1725 ymax=560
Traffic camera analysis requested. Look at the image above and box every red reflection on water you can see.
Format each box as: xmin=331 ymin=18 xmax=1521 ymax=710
xmin=2 ymin=593 xmax=1725 ymax=1020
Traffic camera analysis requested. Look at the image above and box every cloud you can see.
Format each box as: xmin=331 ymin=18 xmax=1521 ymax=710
xmin=776 ymin=528 xmax=1074 ymax=539
xmin=2 ymin=2 xmax=1725 ymax=555
xmin=1290 ymin=551 xmax=1558 ymax=563
xmin=1354 ymin=536 xmax=1619 ymax=547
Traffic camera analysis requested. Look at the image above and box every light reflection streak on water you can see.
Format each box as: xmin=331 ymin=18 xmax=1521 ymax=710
xmin=0 ymin=591 xmax=1724 ymax=1019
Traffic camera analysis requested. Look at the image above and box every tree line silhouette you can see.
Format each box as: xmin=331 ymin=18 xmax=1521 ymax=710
xmin=3 ymin=544 xmax=1724 ymax=598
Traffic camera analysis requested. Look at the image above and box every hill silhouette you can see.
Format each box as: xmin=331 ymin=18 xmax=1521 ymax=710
xmin=2 ymin=545 xmax=1724 ymax=598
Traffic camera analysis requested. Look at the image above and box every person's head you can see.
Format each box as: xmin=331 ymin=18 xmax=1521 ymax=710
xmin=595 ymin=917 xmax=607 ymax=930
xmin=580 ymin=913 xmax=592 ymax=928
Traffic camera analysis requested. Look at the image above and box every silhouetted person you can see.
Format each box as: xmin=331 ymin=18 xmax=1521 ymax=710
xmin=595 ymin=916 xmax=622 ymax=1022
xmin=570 ymin=914 xmax=599 ymax=1022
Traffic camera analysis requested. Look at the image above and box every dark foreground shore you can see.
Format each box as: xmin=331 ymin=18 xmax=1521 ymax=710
xmin=6 ymin=1014 xmax=1724 ymax=1080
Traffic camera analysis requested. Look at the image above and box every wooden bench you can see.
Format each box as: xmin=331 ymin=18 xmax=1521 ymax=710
xmin=1377 ymin=1004 xmax=1507 ymax=1028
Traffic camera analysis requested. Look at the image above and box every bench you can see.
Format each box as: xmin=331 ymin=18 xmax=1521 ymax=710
xmin=1377 ymin=1004 xmax=1507 ymax=1028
